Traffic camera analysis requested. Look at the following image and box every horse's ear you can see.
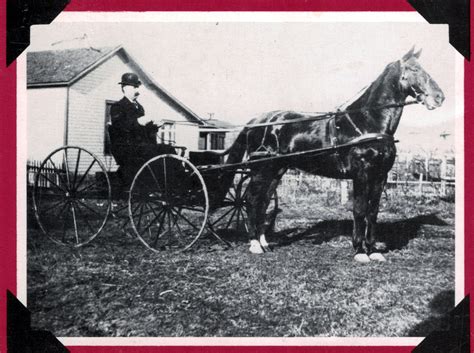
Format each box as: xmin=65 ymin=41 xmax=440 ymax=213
xmin=413 ymin=48 xmax=422 ymax=59
xmin=402 ymin=46 xmax=416 ymax=61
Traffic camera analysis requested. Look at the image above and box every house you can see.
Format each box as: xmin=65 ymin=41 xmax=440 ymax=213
xmin=27 ymin=45 xmax=213 ymax=172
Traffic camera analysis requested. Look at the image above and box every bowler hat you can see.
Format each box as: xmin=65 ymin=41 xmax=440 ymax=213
xmin=118 ymin=73 xmax=142 ymax=87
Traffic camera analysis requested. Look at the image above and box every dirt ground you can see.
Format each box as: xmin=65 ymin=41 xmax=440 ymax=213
xmin=27 ymin=192 xmax=455 ymax=337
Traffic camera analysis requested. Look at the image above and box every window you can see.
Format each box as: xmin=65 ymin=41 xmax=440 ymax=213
xmin=103 ymin=100 xmax=116 ymax=155
xmin=198 ymin=132 xmax=207 ymax=150
xmin=210 ymin=132 xmax=225 ymax=150
xmin=159 ymin=122 xmax=176 ymax=145
xmin=198 ymin=132 xmax=226 ymax=150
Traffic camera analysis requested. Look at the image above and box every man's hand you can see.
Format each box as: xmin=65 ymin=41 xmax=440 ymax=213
xmin=137 ymin=115 xmax=154 ymax=126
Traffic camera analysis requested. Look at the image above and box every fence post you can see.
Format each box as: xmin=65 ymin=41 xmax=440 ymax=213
xmin=418 ymin=173 xmax=423 ymax=196
xmin=340 ymin=180 xmax=348 ymax=204
xmin=440 ymin=155 xmax=447 ymax=196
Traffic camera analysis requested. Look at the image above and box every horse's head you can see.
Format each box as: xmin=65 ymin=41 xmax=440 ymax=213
xmin=399 ymin=47 xmax=445 ymax=110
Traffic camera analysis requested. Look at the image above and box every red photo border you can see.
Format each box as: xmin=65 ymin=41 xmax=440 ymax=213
xmin=1 ymin=1 xmax=471 ymax=352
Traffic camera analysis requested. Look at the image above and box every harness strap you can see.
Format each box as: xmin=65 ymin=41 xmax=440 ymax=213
xmin=328 ymin=116 xmax=338 ymax=146
xmin=343 ymin=113 xmax=363 ymax=136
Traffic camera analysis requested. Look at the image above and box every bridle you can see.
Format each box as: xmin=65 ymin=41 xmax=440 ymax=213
xmin=400 ymin=63 xmax=428 ymax=104
xmin=407 ymin=84 xmax=427 ymax=103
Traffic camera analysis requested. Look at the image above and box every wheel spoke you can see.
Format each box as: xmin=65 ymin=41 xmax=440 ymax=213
xmin=152 ymin=211 xmax=168 ymax=247
xmin=172 ymin=208 xmax=200 ymax=230
xmin=136 ymin=203 xmax=146 ymax=231
xmin=73 ymin=200 xmax=97 ymax=235
xmin=210 ymin=206 xmax=235 ymax=226
xmin=75 ymin=159 xmax=97 ymax=190
xmin=235 ymin=208 xmax=241 ymax=229
xmin=63 ymin=150 xmax=72 ymax=190
xmin=38 ymin=173 xmax=67 ymax=193
xmin=39 ymin=198 xmax=68 ymax=216
xmin=74 ymin=198 xmax=105 ymax=218
xmin=76 ymin=179 xmax=100 ymax=193
xmin=48 ymin=158 xmax=69 ymax=191
xmin=168 ymin=209 xmax=186 ymax=245
xmin=146 ymin=164 xmax=163 ymax=193
xmin=242 ymin=211 xmax=250 ymax=233
xmin=224 ymin=208 xmax=238 ymax=229
xmin=167 ymin=208 xmax=172 ymax=232
xmin=163 ymin=158 xmax=168 ymax=198
xmin=138 ymin=205 xmax=165 ymax=236
xmin=72 ymin=148 xmax=82 ymax=190
xmin=70 ymin=203 xmax=80 ymax=244
xmin=56 ymin=199 xmax=71 ymax=223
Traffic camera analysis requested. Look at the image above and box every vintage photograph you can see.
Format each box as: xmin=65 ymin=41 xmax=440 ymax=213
xmin=23 ymin=14 xmax=459 ymax=339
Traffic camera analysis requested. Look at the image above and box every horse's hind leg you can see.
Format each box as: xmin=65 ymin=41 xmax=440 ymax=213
xmin=254 ymin=169 xmax=285 ymax=252
xmin=246 ymin=169 xmax=268 ymax=254
xmin=366 ymin=176 xmax=387 ymax=262
xmin=246 ymin=167 xmax=285 ymax=254
xmin=352 ymin=175 xmax=370 ymax=263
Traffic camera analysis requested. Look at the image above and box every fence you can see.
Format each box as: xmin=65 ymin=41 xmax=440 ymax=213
xmin=27 ymin=159 xmax=62 ymax=188
xmin=279 ymin=152 xmax=456 ymax=205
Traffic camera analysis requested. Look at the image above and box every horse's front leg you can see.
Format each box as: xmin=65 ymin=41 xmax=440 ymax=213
xmin=352 ymin=175 xmax=370 ymax=263
xmin=365 ymin=175 xmax=387 ymax=262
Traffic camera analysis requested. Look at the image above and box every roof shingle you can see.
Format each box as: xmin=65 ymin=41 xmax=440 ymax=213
xmin=27 ymin=47 xmax=116 ymax=85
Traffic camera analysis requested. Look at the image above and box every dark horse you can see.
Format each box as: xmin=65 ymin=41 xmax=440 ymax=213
xmin=223 ymin=47 xmax=444 ymax=262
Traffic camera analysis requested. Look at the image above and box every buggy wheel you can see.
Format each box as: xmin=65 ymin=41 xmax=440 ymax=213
xmin=209 ymin=173 xmax=279 ymax=234
xmin=32 ymin=146 xmax=112 ymax=247
xmin=128 ymin=154 xmax=209 ymax=252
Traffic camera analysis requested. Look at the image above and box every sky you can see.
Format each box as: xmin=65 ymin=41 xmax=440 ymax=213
xmin=28 ymin=14 xmax=459 ymax=152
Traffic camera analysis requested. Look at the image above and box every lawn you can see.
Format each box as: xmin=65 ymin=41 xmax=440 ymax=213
xmin=26 ymin=190 xmax=455 ymax=337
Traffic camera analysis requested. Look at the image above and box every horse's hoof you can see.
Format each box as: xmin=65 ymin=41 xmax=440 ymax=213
xmin=259 ymin=234 xmax=272 ymax=253
xmin=354 ymin=253 xmax=370 ymax=263
xmin=369 ymin=252 xmax=386 ymax=262
xmin=249 ymin=240 xmax=264 ymax=254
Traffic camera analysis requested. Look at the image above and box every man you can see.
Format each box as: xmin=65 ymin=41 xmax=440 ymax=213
xmin=109 ymin=72 xmax=175 ymax=183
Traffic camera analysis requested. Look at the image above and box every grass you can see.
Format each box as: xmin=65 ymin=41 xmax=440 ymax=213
xmin=27 ymin=189 xmax=455 ymax=337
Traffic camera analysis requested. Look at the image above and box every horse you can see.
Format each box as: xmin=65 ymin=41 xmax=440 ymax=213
xmin=223 ymin=47 xmax=445 ymax=262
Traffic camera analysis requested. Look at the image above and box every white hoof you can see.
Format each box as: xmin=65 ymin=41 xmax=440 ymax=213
xmin=369 ymin=252 xmax=386 ymax=262
xmin=354 ymin=253 xmax=371 ymax=263
xmin=249 ymin=240 xmax=264 ymax=254
xmin=259 ymin=234 xmax=269 ymax=248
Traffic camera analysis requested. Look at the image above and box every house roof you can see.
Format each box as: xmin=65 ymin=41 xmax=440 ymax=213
xmin=204 ymin=119 xmax=236 ymax=129
xmin=27 ymin=47 xmax=117 ymax=86
xmin=27 ymin=46 xmax=206 ymax=125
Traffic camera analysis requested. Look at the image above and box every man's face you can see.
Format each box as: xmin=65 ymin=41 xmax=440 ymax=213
xmin=122 ymin=85 xmax=140 ymax=101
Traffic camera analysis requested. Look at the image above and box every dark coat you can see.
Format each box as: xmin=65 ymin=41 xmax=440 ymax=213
xmin=109 ymin=97 xmax=175 ymax=179
xmin=110 ymin=97 xmax=157 ymax=147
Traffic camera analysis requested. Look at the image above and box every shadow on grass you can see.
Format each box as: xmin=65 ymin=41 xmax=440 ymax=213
xmin=406 ymin=289 xmax=455 ymax=336
xmin=271 ymin=213 xmax=448 ymax=251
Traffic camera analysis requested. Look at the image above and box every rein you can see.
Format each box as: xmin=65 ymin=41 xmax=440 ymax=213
xmin=225 ymin=100 xmax=419 ymax=131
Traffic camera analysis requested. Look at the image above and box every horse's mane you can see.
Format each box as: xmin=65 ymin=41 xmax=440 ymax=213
xmin=349 ymin=61 xmax=402 ymax=110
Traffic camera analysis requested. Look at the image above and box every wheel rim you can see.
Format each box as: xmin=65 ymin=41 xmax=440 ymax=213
xmin=209 ymin=172 xmax=278 ymax=234
xmin=129 ymin=154 xmax=209 ymax=252
xmin=32 ymin=146 xmax=111 ymax=247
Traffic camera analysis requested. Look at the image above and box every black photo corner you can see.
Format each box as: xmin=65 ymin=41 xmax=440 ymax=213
xmin=3 ymin=0 xmax=472 ymax=351
xmin=7 ymin=291 xmax=69 ymax=353
xmin=6 ymin=0 xmax=70 ymax=66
